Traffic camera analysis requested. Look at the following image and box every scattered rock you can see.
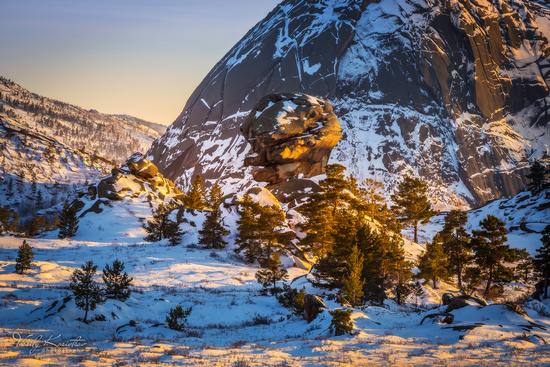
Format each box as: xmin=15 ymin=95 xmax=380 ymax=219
xmin=303 ymin=294 xmax=327 ymax=322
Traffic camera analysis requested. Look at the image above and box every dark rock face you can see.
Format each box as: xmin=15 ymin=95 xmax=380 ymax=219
xmin=149 ymin=0 xmax=550 ymax=208
xmin=241 ymin=93 xmax=342 ymax=183
xmin=303 ymin=294 xmax=327 ymax=322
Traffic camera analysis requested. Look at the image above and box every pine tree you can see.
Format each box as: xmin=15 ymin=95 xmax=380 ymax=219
xmin=526 ymin=160 xmax=547 ymax=194
xmin=0 ymin=206 xmax=17 ymax=234
xmin=235 ymin=194 xmax=259 ymax=262
xmin=357 ymin=225 xmax=386 ymax=304
xmin=313 ymin=210 xmax=363 ymax=289
xmin=102 ymin=259 xmax=133 ymax=301
xmin=341 ymin=245 xmax=364 ymax=306
xmin=199 ymin=182 xmax=229 ymax=249
xmin=417 ymin=234 xmax=449 ymax=288
xmin=411 ymin=281 xmax=425 ymax=307
xmin=439 ymin=210 xmax=472 ymax=289
xmin=300 ymin=164 xmax=358 ymax=257
xmin=236 ymin=195 xmax=291 ymax=264
xmin=144 ymin=204 xmax=183 ymax=244
xmin=329 ymin=309 xmax=354 ymax=336
xmin=185 ymin=174 xmax=206 ymax=210
xmin=535 ymin=225 xmax=550 ymax=299
xmin=391 ymin=260 xmax=414 ymax=305
xmin=70 ymin=261 xmax=104 ymax=323
xmin=255 ymin=252 xmax=288 ymax=294
xmin=58 ymin=202 xmax=78 ymax=239
xmin=166 ymin=305 xmax=192 ymax=331
xmin=391 ymin=176 xmax=435 ymax=243
xmin=15 ymin=240 xmax=34 ymax=274
xmin=471 ymin=215 xmax=519 ymax=298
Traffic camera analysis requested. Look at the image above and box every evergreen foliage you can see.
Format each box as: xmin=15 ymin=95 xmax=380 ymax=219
xmin=15 ymin=240 xmax=34 ymax=274
xmin=526 ymin=160 xmax=547 ymax=194
xmin=418 ymin=235 xmax=449 ymax=288
xmin=255 ymin=252 xmax=288 ymax=294
xmin=236 ymin=194 xmax=291 ymax=264
xmin=185 ymin=174 xmax=206 ymax=210
xmin=438 ymin=210 xmax=472 ymax=289
xmin=70 ymin=261 xmax=104 ymax=323
xmin=0 ymin=206 xmax=18 ymax=234
xmin=58 ymin=202 xmax=79 ymax=239
xmin=535 ymin=225 xmax=550 ymax=299
xmin=471 ymin=215 xmax=519 ymax=298
xmin=277 ymin=285 xmax=306 ymax=316
xmin=329 ymin=309 xmax=354 ymax=336
xmin=144 ymin=204 xmax=183 ymax=244
xmin=340 ymin=245 xmax=364 ymax=306
xmin=166 ymin=305 xmax=192 ymax=331
xmin=391 ymin=176 xmax=435 ymax=243
xmin=102 ymin=259 xmax=133 ymax=301
xmin=199 ymin=182 xmax=229 ymax=249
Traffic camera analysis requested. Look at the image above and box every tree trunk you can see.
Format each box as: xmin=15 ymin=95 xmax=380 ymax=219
xmin=484 ymin=269 xmax=493 ymax=298
xmin=83 ymin=306 xmax=89 ymax=323
xmin=544 ymin=277 xmax=548 ymax=299
xmin=413 ymin=223 xmax=418 ymax=243
xmin=457 ymin=263 xmax=463 ymax=290
xmin=432 ymin=278 xmax=437 ymax=289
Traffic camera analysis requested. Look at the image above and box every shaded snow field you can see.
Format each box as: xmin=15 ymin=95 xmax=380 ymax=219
xmin=0 ymin=196 xmax=549 ymax=366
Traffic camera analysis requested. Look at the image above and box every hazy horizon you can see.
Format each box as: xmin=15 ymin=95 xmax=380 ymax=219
xmin=0 ymin=0 xmax=280 ymax=125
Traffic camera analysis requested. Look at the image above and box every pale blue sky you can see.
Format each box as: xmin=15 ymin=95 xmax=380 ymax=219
xmin=0 ymin=0 xmax=281 ymax=124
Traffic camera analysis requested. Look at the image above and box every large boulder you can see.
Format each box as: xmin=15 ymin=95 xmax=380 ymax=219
xmin=303 ymin=294 xmax=327 ymax=322
xmin=241 ymin=93 xmax=342 ymax=184
xmin=148 ymin=0 xmax=550 ymax=208
xmin=124 ymin=152 xmax=159 ymax=179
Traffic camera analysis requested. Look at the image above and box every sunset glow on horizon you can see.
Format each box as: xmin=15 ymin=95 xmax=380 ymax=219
xmin=0 ymin=0 xmax=280 ymax=125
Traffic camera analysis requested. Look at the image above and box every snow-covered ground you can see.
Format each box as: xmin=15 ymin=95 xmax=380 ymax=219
xmin=1 ymin=195 xmax=549 ymax=366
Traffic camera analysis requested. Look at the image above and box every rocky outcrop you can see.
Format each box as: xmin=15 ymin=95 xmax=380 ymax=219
xmin=149 ymin=0 xmax=550 ymax=208
xmin=94 ymin=153 xmax=184 ymax=203
xmin=303 ymin=294 xmax=327 ymax=322
xmin=241 ymin=93 xmax=342 ymax=184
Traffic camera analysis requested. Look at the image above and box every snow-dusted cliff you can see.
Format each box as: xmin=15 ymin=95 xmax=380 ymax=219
xmin=149 ymin=0 xmax=550 ymax=209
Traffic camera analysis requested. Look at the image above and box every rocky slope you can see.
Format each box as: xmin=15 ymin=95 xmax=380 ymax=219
xmin=149 ymin=0 xmax=550 ymax=209
xmin=0 ymin=76 xmax=166 ymax=215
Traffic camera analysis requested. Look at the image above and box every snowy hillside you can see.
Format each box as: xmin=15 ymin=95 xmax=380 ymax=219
xmin=0 ymin=76 xmax=166 ymax=216
xmin=0 ymin=77 xmax=165 ymax=165
xmin=0 ymin=181 xmax=549 ymax=365
xmin=149 ymin=0 xmax=550 ymax=209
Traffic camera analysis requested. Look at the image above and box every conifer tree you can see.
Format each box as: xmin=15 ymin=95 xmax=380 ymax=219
xmin=70 ymin=261 xmax=104 ymax=323
xmin=439 ymin=210 xmax=472 ymax=289
xmin=471 ymin=215 xmax=518 ymax=298
xmin=235 ymin=194 xmax=261 ymax=262
xmin=341 ymin=245 xmax=364 ymax=306
xmin=357 ymin=225 xmax=386 ymax=304
xmin=185 ymin=174 xmax=206 ymax=210
xmin=313 ymin=211 xmax=363 ymax=289
xmin=300 ymin=164 xmax=356 ymax=257
xmin=535 ymin=225 xmax=550 ymax=299
xmin=15 ymin=240 xmax=34 ymax=274
xmin=526 ymin=160 xmax=547 ymax=194
xmin=236 ymin=195 xmax=291 ymax=264
xmin=58 ymin=202 xmax=78 ymax=239
xmin=391 ymin=176 xmax=435 ymax=243
xmin=199 ymin=182 xmax=229 ymax=249
xmin=418 ymin=234 xmax=449 ymax=288
xmin=144 ymin=204 xmax=183 ymax=244
xmin=255 ymin=252 xmax=288 ymax=294
xmin=166 ymin=305 xmax=192 ymax=331
xmin=0 ymin=206 xmax=17 ymax=234
xmin=102 ymin=259 xmax=133 ymax=301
